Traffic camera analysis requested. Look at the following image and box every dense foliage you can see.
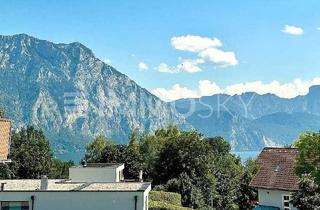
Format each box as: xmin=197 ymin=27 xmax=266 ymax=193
xmin=236 ymin=159 xmax=258 ymax=210
xmin=294 ymin=132 xmax=320 ymax=183
xmin=84 ymin=125 xmax=257 ymax=209
xmin=293 ymin=132 xmax=320 ymax=209
xmin=0 ymin=126 xmax=74 ymax=179
xmin=0 ymin=107 xmax=5 ymax=118
xmin=292 ymin=174 xmax=320 ymax=209
xmin=149 ymin=191 xmax=192 ymax=210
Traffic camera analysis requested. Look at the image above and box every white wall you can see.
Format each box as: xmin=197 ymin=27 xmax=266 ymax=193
xmin=69 ymin=167 xmax=118 ymax=182
xmin=0 ymin=191 xmax=146 ymax=210
xmin=258 ymin=189 xmax=297 ymax=210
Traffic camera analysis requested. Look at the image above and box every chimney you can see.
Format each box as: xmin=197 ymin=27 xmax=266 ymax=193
xmin=139 ymin=170 xmax=143 ymax=182
xmin=40 ymin=175 xmax=48 ymax=190
xmin=1 ymin=183 xmax=6 ymax=191
xmin=81 ymin=160 xmax=87 ymax=167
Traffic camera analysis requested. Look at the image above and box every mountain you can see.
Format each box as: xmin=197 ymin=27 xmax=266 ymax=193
xmin=173 ymin=87 xmax=320 ymax=151
xmin=1 ymin=34 xmax=319 ymax=159
xmin=0 ymin=34 xmax=187 ymax=161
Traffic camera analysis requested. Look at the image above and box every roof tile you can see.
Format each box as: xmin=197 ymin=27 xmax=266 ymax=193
xmin=0 ymin=119 xmax=11 ymax=160
xmin=249 ymin=147 xmax=299 ymax=191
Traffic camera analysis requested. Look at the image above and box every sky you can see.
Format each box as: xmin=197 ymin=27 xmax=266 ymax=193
xmin=1 ymin=0 xmax=320 ymax=101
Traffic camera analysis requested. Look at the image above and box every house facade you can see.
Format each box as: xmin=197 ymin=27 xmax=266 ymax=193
xmin=250 ymin=148 xmax=299 ymax=210
xmin=0 ymin=118 xmax=11 ymax=162
xmin=0 ymin=163 xmax=151 ymax=210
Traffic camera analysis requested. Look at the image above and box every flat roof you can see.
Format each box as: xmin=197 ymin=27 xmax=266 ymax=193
xmin=71 ymin=163 xmax=125 ymax=168
xmin=0 ymin=180 xmax=151 ymax=192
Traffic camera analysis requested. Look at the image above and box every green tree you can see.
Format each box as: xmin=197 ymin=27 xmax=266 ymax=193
xmin=10 ymin=126 xmax=53 ymax=178
xmin=82 ymin=126 xmax=250 ymax=209
xmin=140 ymin=125 xmax=180 ymax=180
xmin=0 ymin=107 xmax=5 ymax=118
xmin=236 ymin=159 xmax=258 ymax=210
xmin=125 ymin=129 xmax=143 ymax=178
xmin=206 ymin=138 xmax=244 ymax=209
xmin=0 ymin=126 xmax=74 ymax=179
xmin=292 ymin=174 xmax=320 ymax=209
xmin=212 ymin=155 xmax=242 ymax=210
xmin=129 ymin=128 xmax=140 ymax=152
xmin=294 ymin=132 xmax=320 ymax=184
xmin=0 ymin=163 xmax=14 ymax=179
xmin=49 ymin=159 xmax=74 ymax=179
xmin=85 ymin=135 xmax=109 ymax=163
xmin=154 ymin=131 xmax=216 ymax=209
xmin=96 ymin=141 xmax=143 ymax=179
xmin=206 ymin=136 xmax=231 ymax=156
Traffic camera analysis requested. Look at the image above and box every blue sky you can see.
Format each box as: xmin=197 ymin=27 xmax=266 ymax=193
xmin=1 ymin=0 xmax=320 ymax=101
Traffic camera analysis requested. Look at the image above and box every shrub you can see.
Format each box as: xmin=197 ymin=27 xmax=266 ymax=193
xmin=149 ymin=191 xmax=193 ymax=210
xmin=149 ymin=201 xmax=192 ymax=210
xmin=150 ymin=191 xmax=182 ymax=206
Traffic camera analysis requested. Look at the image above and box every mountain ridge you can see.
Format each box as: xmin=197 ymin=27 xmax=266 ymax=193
xmin=1 ymin=33 xmax=320 ymax=160
xmin=0 ymin=34 xmax=188 ymax=161
xmin=172 ymin=85 xmax=320 ymax=150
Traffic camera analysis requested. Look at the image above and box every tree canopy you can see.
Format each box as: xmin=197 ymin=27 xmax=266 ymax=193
xmin=84 ymin=126 xmax=257 ymax=209
xmin=294 ymin=132 xmax=320 ymax=184
xmin=0 ymin=126 xmax=74 ymax=179
xmin=292 ymin=174 xmax=320 ymax=210
xmin=0 ymin=107 xmax=5 ymax=118
xmin=293 ymin=132 xmax=320 ymax=209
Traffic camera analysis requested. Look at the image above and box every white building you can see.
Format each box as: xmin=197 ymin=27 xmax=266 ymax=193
xmin=0 ymin=163 xmax=151 ymax=210
xmin=250 ymin=148 xmax=299 ymax=210
xmin=69 ymin=163 xmax=125 ymax=182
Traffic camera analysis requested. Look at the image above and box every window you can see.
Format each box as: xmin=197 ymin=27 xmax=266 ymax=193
xmin=283 ymin=195 xmax=291 ymax=210
xmin=1 ymin=201 xmax=29 ymax=210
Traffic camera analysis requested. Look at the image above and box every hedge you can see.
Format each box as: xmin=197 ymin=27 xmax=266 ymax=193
xmin=149 ymin=191 xmax=193 ymax=210
xmin=149 ymin=191 xmax=182 ymax=206
xmin=149 ymin=201 xmax=192 ymax=210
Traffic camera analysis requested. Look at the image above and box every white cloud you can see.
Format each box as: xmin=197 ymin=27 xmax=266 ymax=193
xmin=199 ymin=48 xmax=238 ymax=67
xmin=152 ymin=84 xmax=199 ymax=101
xmin=157 ymin=63 xmax=180 ymax=74
xmin=158 ymin=59 xmax=205 ymax=74
xmin=103 ymin=59 xmax=112 ymax=65
xmin=224 ymin=78 xmax=320 ymax=98
xmin=179 ymin=59 xmax=205 ymax=73
xmin=171 ymin=35 xmax=222 ymax=52
xmin=281 ymin=25 xmax=304 ymax=35
xmin=198 ymin=80 xmax=222 ymax=96
xmin=152 ymin=78 xmax=320 ymax=102
xmin=138 ymin=62 xmax=149 ymax=71
xmin=164 ymin=35 xmax=238 ymax=71
xmin=152 ymin=80 xmax=222 ymax=101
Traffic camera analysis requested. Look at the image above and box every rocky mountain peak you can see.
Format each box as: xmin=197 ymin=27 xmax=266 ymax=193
xmin=0 ymin=34 xmax=187 ymax=161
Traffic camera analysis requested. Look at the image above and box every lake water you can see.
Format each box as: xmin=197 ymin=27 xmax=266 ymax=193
xmin=232 ymin=151 xmax=261 ymax=162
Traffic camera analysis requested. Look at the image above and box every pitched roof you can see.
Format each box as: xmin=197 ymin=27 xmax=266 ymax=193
xmin=0 ymin=118 xmax=11 ymax=161
xmin=249 ymin=147 xmax=299 ymax=191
